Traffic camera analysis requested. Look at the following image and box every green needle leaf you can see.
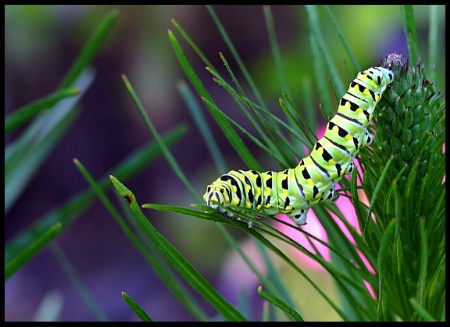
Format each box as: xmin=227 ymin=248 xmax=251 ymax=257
xmin=122 ymin=292 xmax=152 ymax=322
xmin=110 ymin=176 xmax=247 ymax=322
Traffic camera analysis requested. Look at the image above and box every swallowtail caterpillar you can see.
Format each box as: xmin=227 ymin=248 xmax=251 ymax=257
xmin=204 ymin=66 xmax=394 ymax=227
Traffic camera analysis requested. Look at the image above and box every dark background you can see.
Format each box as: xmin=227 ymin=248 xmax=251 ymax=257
xmin=5 ymin=5 xmax=445 ymax=321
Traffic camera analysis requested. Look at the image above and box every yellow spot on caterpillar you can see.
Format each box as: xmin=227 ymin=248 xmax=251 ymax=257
xmin=307 ymin=179 xmax=314 ymax=187
xmin=233 ymin=199 xmax=240 ymax=206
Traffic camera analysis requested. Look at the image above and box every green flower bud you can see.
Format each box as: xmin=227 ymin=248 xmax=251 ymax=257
xmin=401 ymin=128 xmax=412 ymax=145
xmin=410 ymin=124 xmax=421 ymax=140
xmin=375 ymin=52 xmax=445 ymax=192
xmin=390 ymin=137 xmax=402 ymax=152
xmin=392 ymin=120 xmax=402 ymax=136
xmin=401 ymin=144 xmax=414 ymax=162
xmin=403 ymin=108 xmax=414 ymax=128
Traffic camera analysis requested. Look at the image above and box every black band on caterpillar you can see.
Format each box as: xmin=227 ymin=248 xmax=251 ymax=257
xmin=204 ymin=66 xmax=394 ymax=227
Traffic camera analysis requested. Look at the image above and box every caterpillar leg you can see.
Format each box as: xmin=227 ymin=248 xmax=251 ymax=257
xmin=322 ymin=185 xmax=339 ymax=202
xmin=345 ymin=161 xmax=355 ymax=175
xmin=288 ymin=208 xmax=309 ymax=226
xmin=234 ymin=216 xmax=250 ymax=228
xmin=331 ymin=192 xmax=340 ymax=202
xmin=361 ymin=131 xmax=374 ymax=147
xmin=210 ymin=204 xmax=255 ymax=228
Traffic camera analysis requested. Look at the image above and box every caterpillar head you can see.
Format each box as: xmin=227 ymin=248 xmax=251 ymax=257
xmin=203 ymin=184 xmax=231 ymax=209
xmin=204 ymin=183 xmax=238 ymax=219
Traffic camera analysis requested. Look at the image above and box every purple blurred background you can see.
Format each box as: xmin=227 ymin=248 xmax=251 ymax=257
xmin=5 ymin=5 xmax=445 ymax=321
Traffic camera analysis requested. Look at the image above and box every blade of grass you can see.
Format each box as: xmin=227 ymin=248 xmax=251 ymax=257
xmin=415 ymin=217 xmax=428 ymax=312
xmin=299 ymin=74 xmax=318 ymax=138
xmin=5 ymin=125 xmax=187 ymax=264
xmin=201 ymin=97 xmax=274 ymax=167
xmin=400 ymin=5 xmax=422 ymax=66
xmin=257 ymin=286 xmax=303 ymax=322
xmin=206 ymin=68 xmax=305 ymax=168
xmin=206 ymin=5 xmax=269 ymax=113
xmin=313 ymin=206 xmax=377 ymax=321
xmin=263 ymin=6 xmax=288 ymax=92
xmin=307 ymin=16 xmax=332 ymax=122
xmin=207 ymin=67 xmax=307 ymax=148
xmin=5 ymin=223 xmax=62 ymax=280
xmin=305 ymin=5 xmax=345 ymax=99
xmin=427 ymin=5 xmax=440 ymax=83
xmin=198 ymin=202 xmax=373 ymax=281
xmin=391 ymin=233 xmax=413 ymax=319
xmin=323 ymin=5 xmax=360 ymax=73
xmin=5 ymin=109 xmax=79 ymax=214
xmin=144 ymin=203 xmax=352 ymax=320
xmin=364 ymin=156 xmax=395 ymax=231
xmin=216 ymin=221 xmax=295 ymax=312
xmin=376 ymin=218 xmax=396 ymax=319
xmin=217 ymin=53 xmax=292 ymax=167
xmin=110 ymin=175 xmax=247 ymax=321
xmin=6 ymin=11 xmax=117 ymax=214
xmin=176 ymin=80 xmax=228 ymax=173
xmin=228 ymin=202 xmax=377 ymax=295
xmin=247 ymin=222 xmax=350 ymax=321
xmin=409 ymin=298 xmax=437 ymax=322
xmin=6 ymin=10 xmax=117 ymax=210
xmin=5 ymin=88 xmax=80 ymax=135
xmin=279 ymin=91 xmax=316 ymax=148
xmin=74 ymin=158 xmax=208 ymax=321
xmin=5 ymin=69 xmax=95 ymax=214
xmin=58 ymin=10 xmax=118 ymax=89
xmin=168 ymin=30 xmax=260 ymax=171
xmin=424 ymin=253 xmax=445 ymax=318
xmin=122 ymin=74 xmax=201 ymax=201
xmin=321 ymin=203 xmax=378 ymax=281
xmin=122 ymin=292 xmax=152 ymax=322
xmin=172 ymin=18 xmax=286 ymax=168
xmin=171 ymin=18 xmax=218 ymax=72
xmin=208 ymin=8 xmax=300 ymax=167
xmin=49 ymin=242 xmax=108 ymax=321
xmin=255 ymin=241 xmax=295 ymax=310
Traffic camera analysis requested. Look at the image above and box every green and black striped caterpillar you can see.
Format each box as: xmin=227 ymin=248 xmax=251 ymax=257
xmin=204 ymin=66 xmax=394 ymax=227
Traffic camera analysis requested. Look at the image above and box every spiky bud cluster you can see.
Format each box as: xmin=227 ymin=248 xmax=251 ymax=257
xmin=373 ymin=53 xmax=445 ymax=189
